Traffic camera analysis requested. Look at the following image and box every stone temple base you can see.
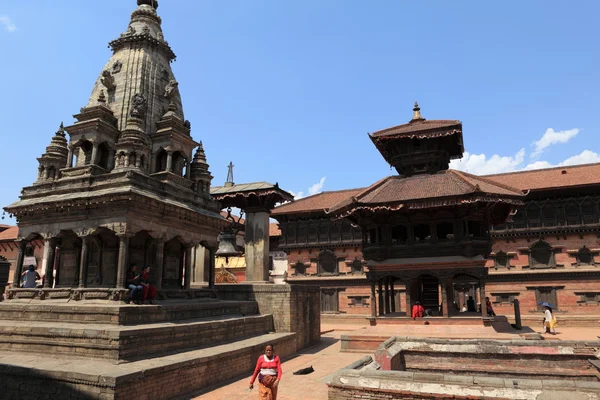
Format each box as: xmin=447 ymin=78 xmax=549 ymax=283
xmin=0 ymin=284 xmax=321 ymax=400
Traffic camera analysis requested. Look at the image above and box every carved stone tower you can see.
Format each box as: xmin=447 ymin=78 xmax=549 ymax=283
xmin=5 ymin=0 xmax=225 ymax=298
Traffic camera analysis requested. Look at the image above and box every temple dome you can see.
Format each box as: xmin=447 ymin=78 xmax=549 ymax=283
xmin=84 ymin=1 xmax=182 ymax=133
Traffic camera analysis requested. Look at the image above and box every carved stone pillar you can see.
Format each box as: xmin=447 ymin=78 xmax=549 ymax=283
xmin=66 ymin=146 xmax=74 ymax=168
xmin=116 ymin=235 xmax=131 ymax=289
xmin=441 ymin=278 xmax=450 ymax=317
xmin=12 ymin=240 xmax=27 ymax=288
xmin=43 ymin=238 xmax=57 ymax=288
xmin=78 ymin=236 xmax=90 ymax=288
xmin=184 ymin=245 xmax=193 ymax=289
xmin=166 ymin=152 xmax=173 ymax=172
xmin=185 ymin=159 xmax=191 ymax=179
xmin=154 ymin=239 xmax=165 ymax=289
xmin=208 ymin=246 xmax=216 ymax=289
xmin=91 ymin=144 xmax=99 ymax=165
xmin=378 ymin=279 xmax=384 ymax=316
xmin=244 ymin=210 xmax=271 ymax=282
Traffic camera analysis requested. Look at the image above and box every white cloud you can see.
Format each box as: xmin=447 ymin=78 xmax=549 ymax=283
xmin=0 ymin=16 xmax=16 ymax=33
xmin=290 ymin=177 xmax=327 ymax=200
xmin=531 ymin=128 xmax=579 ymax=158
xmin=450 ymin=148 xmax=526 ymax=175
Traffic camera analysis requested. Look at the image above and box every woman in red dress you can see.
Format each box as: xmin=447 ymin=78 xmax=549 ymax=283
xmin=140 ymin=265 xmax=157 ymax=304
xmin=249 ymin=343 xmax=282 ymax=400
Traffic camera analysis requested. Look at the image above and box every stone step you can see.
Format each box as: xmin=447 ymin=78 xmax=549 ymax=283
xmin=0 ymin=299 xmax=259 ymax=325
xmin=0 ymin=332 xmax=298 ymax=400
xmin=0 ymin=313 xmax=275 ymax=362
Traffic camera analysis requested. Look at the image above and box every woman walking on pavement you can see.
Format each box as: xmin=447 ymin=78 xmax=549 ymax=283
xmin=249 ymin=343 xmax=282 ymax=400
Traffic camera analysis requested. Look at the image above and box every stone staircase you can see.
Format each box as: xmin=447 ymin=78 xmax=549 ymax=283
xmin=0 ymin=297 xmax=299 ymax=400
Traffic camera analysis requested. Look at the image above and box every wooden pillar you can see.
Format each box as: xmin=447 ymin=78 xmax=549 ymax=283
xmin=154 ymin=239 xmax=165 ymax=289
xmin=378 ymin=279 xmax=384 ymax=316
xmin=184 ymin=245 xmax=193 ymax=289
xmin=384 ymin=277 xmax=390 ymax=314
xmin=78 ymin=236 xmax=89 ymax=288
xmin=370 ymin=278 xmax=377 ymax=318
xmin=12 ymin=240 xmax=27 ymax=288
xmin=404 ymin=278 xmax=412 ymax=317
xmin=390 ymin=279 xmax=396 ymax=313
xmin=43 ymin=238 xmax=57 ymax=288
xmin=480 ymin=282 xmax=486 ymax=317
xmin=116 ymin=235 xmax=130 ymax=288
xmin=441 ymin=278 xmax=450 ymax=317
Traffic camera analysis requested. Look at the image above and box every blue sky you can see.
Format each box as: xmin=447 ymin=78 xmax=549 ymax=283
xmin=1 ymin=1 xmax=599 ymax=222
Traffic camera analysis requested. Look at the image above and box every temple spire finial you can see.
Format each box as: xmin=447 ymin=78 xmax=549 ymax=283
xmin=225 ymin=162 xmax=234 ymax=187
xmin=412 ymin=101 xmax=424 ymax=121
xmin=56 ymin=122 xmax=65 ymax=137
xmin=137 ymin=0 xmax=159 ymax=9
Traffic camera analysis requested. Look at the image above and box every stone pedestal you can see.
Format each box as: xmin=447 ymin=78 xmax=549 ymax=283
xmin=244 ymin=211 xmax=270 ymax=282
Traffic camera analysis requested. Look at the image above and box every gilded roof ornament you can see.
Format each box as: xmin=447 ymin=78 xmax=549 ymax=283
xmin=411 ymin=101 xmax=424 ymax=121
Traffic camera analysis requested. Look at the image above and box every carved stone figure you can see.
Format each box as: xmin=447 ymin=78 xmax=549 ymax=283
xmin=164 ymin=79 xmax=178 ymax=99
xmin=130 ymin=93 xmax=147 ymax=118
xmin=184 ymin=120 xmax=191 ymax=129
xmin=157 ymin=32 xmax=164 ymax=41
xmin=112 ymin=60 xmax=122 ymax=74
xmin=101 ymin=70 xmax=116 ymax=91
xmin=126 ymin=25 xmax=136 ymax=36
xmin=142 ymin=25 xmax=151 ymax=35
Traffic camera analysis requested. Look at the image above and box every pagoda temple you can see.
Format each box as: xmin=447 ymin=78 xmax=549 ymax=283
xmin=327 ymin=102 xmax=525 ymax=320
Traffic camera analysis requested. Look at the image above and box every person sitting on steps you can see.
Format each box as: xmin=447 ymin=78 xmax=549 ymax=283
xmin=125 ymin=264 xmax=143 ymax=304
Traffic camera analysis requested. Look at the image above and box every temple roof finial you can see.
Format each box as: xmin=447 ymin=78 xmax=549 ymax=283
xmin=412 ymin=101 xmax=424 ymax=121
xmin=56 ymin=122 xmax=65 ymax=137
xmin=137 ymin=0 xmax=159 ymax=9
xmin=225 ymin=162 xmax=234 ymax=187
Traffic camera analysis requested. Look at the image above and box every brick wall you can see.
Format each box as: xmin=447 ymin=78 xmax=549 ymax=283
xmin=216 ymin=283 xmax=321 ymax=351
xmin=0 ymin=240 xmax=44 ymax=290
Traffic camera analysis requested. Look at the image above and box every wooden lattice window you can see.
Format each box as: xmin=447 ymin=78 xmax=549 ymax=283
xmin=293 ymin=262 xmax=306 ymax=276
xmin=527 ymin=286 xmax=562 ymax=311
xmin=330 ymin=223 xmax=341 ymax=242
xmin=308 ymin=223 xmax=318 ymax=243
xmin=318 ymin=250 xmax=338 ymax=275
xmin=526 ymin=205 xmax=541 ymax=228
xmin=564 ymin=201 xmax=581 ymax=226
xmin=575 ymin=292 xmax=600 ymax=304
xmin=341 ymin=222 xmax=353 ymax=241
xmin=491 ymin=292 xmax=519 ymax=304
xmin=348 ymin=296 xmax=369 ymax=307
xmin=529 ymin=239 xmax=555 ymax=269
xmin=318 ymin=223 xmax=329 ymax=243
xmin=350 ymin=258 xmax=363 ymax=274
xmin=512 ymin=210 xmax=526 ymax=229
xmin=494 ymin=251 xmax=510 ymax=269
xmin=286 ymin=223 xmax=296 ymax=244
xmin=542 ymin=204 xmax=557 ymax=227
xmin=581 ymin=199 xmax=597 ymax=225
xmin=297 ymin=223 xmax=307 ymax=244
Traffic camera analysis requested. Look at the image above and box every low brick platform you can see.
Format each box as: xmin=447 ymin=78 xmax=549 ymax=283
xmin=0 ymin=332 xmax=297 ymax=400
xmin=340 ymin=319 xmax=532 ymax=352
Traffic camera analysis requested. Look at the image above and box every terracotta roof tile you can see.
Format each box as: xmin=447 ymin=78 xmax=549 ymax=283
xmin=484 ymin=163 xmax=600 ymax=191
xmin=370 ymin=119 xmax=461 ymax=138
xmin=329 ymin=170 xmax=523 ymax=213
xmin=271 ymin=188 xmax=364 ymax=216
xmin=0 ymin=226 xmax=18 ymax=241
xmin=269 ymin=223 xmax=281 ymax=237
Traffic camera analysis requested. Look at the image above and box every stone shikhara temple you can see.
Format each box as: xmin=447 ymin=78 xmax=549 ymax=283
xmin=0 ymin=2 xmax=319 ymax=399
xmin=5 ymin=0 xmax=224 ymax=300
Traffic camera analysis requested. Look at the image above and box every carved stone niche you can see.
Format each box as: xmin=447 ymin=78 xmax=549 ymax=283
xmin=519 ymin=239 xmax=563 ymax=269
xmin=567 ymin=245 xmax=599 ymax=267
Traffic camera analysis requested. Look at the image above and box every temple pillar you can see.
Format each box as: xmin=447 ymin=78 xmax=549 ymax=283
xmin=12 ymin=240 xmax=27 ymax=288
xmin=166 ymin=152 xmax=173 ymax=172
xmin=390 ymin=279 xmax=396 ymax=313
xmin=404 ymin=278 xmax=412 ymax=317
xmin=91 ymin=144 xmax=99 ymax=165
xmin=116 ymin=235 xmax=130 ymax=289
xmin=378 ymin=279 xmax=384 ymax=316
xmin=441 ymin=278 xmax=450 ymax=317
xmin=384 ymin=277 xmax=390 ymax=314
xmin=185 ymin=159 xmax=190 ymax=179
xmin=370 ymin=278 xmax=377 ymax=318
xmin=184 ymin=245 xmax=193 ymax=289
xmin=154 ymin=239 xmax=165 ymax=289
xmin=66 ymin=146 xmax=74 ymax=168
xmin=78 ymin=236 xmax=89 ymax=288
xmin=480 ymin=282 xmax=486 ymax=317
xmin=43 ymin=238 xmax=57 ymax=288
xmin=244 ymin=210 xmax=270 ymax=282
xmin=208 ymin=246 xmax=216 ymax=288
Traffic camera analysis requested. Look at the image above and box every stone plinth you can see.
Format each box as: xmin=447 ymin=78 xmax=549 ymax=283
xmin=216 ymin=283 xmax=321 ymax=351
